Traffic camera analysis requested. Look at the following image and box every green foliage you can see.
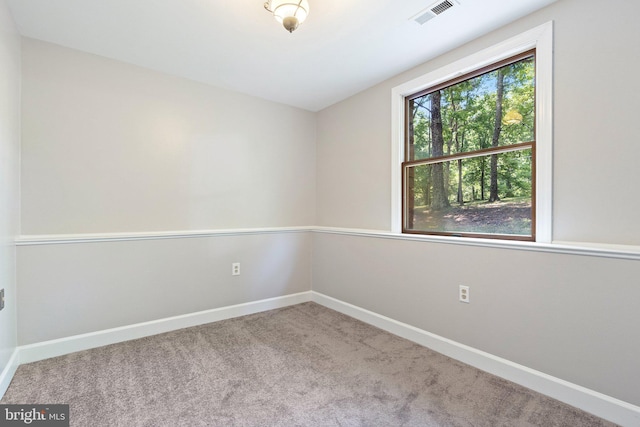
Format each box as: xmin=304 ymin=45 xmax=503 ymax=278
xmin=408 ymin=56 xmax=535 ymax=207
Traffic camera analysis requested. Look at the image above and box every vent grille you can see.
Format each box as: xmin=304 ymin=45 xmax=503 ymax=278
xmin=412 ymin=0 xmax=458 ymax=25
xmin=431 ymin=0 xmax=454 ymax=15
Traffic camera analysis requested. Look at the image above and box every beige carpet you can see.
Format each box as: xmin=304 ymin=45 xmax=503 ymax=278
xmin=2 ymin=302 xmax=616 ymax=426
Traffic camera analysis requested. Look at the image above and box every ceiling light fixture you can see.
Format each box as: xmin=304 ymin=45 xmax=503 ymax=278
xmin=264 ymin=0 xmax=310 ymax=33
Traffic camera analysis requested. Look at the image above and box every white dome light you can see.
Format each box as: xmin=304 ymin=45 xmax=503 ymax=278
xmin=264 ymin=0 xmax=310 ymax=33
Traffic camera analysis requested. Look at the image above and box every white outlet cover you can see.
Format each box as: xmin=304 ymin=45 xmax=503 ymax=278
xmin=459 ymin=285 xmax=470 ymax=303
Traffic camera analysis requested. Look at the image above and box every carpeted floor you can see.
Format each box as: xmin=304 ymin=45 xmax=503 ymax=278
xmin=2 ymin=302 xmax=616 ymax=426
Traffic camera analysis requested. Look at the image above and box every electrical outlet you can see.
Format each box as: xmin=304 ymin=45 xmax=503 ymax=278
xmin=232 ymin=262 xmax=241 ymax=276
xmin=459 ymin=285 xmax=470 ymax=303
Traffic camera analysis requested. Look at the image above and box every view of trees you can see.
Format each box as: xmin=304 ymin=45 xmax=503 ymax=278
xmin=405 ymin=53 xmax=535 ymax=237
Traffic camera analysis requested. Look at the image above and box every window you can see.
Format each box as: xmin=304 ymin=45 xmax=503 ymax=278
xmin=403 ymin=51 xmax=536 ymax=241
xmin=391 ymin=22 xmax=552 ymax=243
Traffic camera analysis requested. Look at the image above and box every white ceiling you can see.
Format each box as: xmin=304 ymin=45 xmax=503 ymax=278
xmin=6 ymin=0 xmax=557 ymax=111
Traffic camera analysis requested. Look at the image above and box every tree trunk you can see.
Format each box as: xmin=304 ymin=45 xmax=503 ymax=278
xmin=488 ymin=154 xmax=499 ymax=202
xmin=505 ymin=175 xmax=513 ymax=198
xmin=480 ymin=157 xmax=486 ymax=200
xmin=488 ymin=69 xmax=504 ymax=203
xmin=430 ymin=91 xmax=450 ymax=210
xmin=457 ymin=159 xmax=463 ymax=205
xmin=449 ymin=90 xmax=463 ymax=206
xmin=407 ymin=100 xmax=415 ymax=228
xmin=425 ymin=179 xmax=431 ymax=206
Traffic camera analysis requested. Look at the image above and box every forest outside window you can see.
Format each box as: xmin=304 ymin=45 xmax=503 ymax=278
xmin=403 ymin=50 xmax=536 ymax=241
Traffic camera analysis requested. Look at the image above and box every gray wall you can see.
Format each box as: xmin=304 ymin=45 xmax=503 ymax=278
xmin=0 ymin=0 xmax=20 ymax=378
xmin=21 ymin=38 xmax=316 ymax=235
xmin=314 ymin=0 xmax=640 ymax=406
xmin=17 ymin=39 xmax=316 ymax=345
xmin=313 ymin=234 xmax=639 ymax=406
xmin=18 ymin=232 xmax=312 ymax=345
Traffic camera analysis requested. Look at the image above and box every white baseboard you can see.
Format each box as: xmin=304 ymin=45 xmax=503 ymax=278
xmin=311 ymin=291 xmax=640 ymax=427
xmin=6 ymin=290 xmax=639 ymax=426
xmin=0 ymin=349 xmax=20 ymax=400
xmin=18 ymin=291 xmax=313 ymax=365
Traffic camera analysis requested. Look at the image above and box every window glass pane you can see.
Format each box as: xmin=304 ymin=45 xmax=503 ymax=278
xmin=407 ymin=56 xmax=535 ymax=161
xmin=405 ymin=149 xmax=532 ymax=236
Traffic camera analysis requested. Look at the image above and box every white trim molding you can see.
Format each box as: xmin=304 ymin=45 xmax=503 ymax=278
xmin=16 ymin=225 xmax=640 ymax=260
xmin=391 ymin=21 xmax=554 ymax=242
xmin=4 ymin=290 xmax=639 ymax=425
xmin=18 ymin=291 xmax=312 ymax=365
xmin=0 ymin=349 xmax=20 ymax=400
xmin=311 ymin=291 xmax=640 ymax=427
xmin=16 ymin=226 xmax=313 ymax=246
xmin=314 ymin=226 xmax=640 ymax=261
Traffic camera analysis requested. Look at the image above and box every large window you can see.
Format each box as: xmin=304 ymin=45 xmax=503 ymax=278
xmin=403 ymin=51 xmax=536 ymax=241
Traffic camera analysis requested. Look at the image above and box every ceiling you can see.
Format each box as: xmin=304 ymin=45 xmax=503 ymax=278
xmin=6 ymin=0 xmax=557 ymax=111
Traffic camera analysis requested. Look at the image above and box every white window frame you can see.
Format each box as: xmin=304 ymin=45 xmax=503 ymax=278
xmin=391 ymin=21 xmax=553 ymax=243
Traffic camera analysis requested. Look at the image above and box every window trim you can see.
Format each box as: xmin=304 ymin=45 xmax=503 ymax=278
xmin=391 ymin=21 xmax=553 ymax=243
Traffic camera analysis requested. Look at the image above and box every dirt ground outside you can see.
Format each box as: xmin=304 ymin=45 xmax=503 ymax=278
xmin=411 ymin=198 xmax=532 ymax=236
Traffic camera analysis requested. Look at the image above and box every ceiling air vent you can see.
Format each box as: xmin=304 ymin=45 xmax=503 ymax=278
xmin=411 ymin=0 xmax=458 ymax=25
